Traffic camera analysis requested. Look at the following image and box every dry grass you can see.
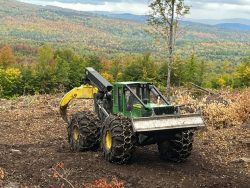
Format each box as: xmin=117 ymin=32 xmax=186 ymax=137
xmin=84 ymin=177 xmax=124 ymax=188
xmin=173 ymin=88 xmax=250 ymax=129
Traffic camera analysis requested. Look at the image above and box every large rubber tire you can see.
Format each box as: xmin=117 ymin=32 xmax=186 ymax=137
xmin=158 ymin=129 xmax=194 ymax=163
xmin=101 ymin=115 xmax=136 ymax=164
xmin=68 ymin=111 xmax=100 ymax=152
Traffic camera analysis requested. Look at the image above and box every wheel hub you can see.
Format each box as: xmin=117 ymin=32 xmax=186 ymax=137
xmin=73 ymin=126 xmax=79 ymax=142
xmin=105 ymin=130 xmax=112 ymax=151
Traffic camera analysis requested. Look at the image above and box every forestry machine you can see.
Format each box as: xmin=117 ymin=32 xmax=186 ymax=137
xmin=60 ymin=67 xmax=205 ymax=164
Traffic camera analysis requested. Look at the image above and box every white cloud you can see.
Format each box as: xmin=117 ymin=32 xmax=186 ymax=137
xmin=186 ymin=1 xmax=250 ymax=19
xmin=19 ymin=0 xmax=149 ymax=15
xmin=18 ymin=0 xmax=250 ymax=19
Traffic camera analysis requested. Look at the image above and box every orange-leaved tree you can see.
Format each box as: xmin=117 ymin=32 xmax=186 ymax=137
xmin=0 ymin=45 xmax=16 ymax=69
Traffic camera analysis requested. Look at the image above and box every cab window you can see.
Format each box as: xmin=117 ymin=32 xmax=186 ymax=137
xmin=118 ymin=87 xmax=123 ymax=112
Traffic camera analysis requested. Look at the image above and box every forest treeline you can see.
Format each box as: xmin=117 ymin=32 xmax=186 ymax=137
xmin=0 ymin=44 xmax=249 ymax=98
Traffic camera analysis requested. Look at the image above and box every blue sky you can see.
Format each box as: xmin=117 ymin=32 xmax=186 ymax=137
xmin=18 ymin=0 xmax=250 ymax=19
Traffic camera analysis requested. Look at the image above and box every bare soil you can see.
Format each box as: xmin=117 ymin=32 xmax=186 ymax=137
xmin=0 ymin=95 xmax=249 ymax=188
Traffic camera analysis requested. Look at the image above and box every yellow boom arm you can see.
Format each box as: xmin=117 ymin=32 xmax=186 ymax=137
xmin=59 ymin=85 xmax=98 ymax=122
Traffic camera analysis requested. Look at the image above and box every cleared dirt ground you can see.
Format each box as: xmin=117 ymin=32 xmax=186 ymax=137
xmin=0 ymin=95 xmax=249 ymax=188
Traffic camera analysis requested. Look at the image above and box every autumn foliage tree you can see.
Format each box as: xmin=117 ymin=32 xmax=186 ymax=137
xmin=0 ymin=44 xmax=249 ymax=98
xmin=148 ymin=0 xmax=190 ymax=99
xmin=0 ymin=46 xmax=20 ymax=98
xmin=233 ymin=57 xmax=250 ymax=88
xmin=0 ymin=46 xmax=16 ymax=69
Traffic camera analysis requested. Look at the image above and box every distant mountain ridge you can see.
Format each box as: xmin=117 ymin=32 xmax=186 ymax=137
xmin=92 ymin=12 xmax=147 ymax=22
xmin=92 ymin=12 xmax=250 ymax=31
xmin=17 ymin=0 xmax=250 ymax=31
xmin=18 ymin=0 xmax=250 ymax=26
xmin=215 ymin=23 xmax=250 ymax=31
xmin=1 ymin=0 xmax=250 ymax=61
xmin=185 ymin=18 xmax=250 ymax=26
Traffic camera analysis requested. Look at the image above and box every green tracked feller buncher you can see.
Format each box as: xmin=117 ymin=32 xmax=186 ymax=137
xmin=60 ymin=67 xmax=205 ymax=164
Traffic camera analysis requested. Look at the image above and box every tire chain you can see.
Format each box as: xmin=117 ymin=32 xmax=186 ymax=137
xmin=171 ymin=129 xmax=194 ymax=162
xmin=102 ymin=115 xmax=136 ymax=164
xmin=68 ymin=111 xmax=101 ymax=151
xmin=158 ymin=129 xmax=194 ymax=162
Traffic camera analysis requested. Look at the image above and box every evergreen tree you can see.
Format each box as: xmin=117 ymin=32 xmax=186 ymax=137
xmin=55 ymin=56 xmax=70 ymax=90
xmin=185 ymin=54 xmax=198 ymax=84
xmin=36 ymin=44 xmax=56 ymax=93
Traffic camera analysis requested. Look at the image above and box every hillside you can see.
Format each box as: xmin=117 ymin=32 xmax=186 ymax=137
xmin=215 ymin=23 xmax=250 ymax=31
xmin=186 ymin=18 xmax=250 ymax=26
xmin=0 ymin=0 xmax=250 ymax=61
xmin=96 ymin=12 xmax=250 ymax=31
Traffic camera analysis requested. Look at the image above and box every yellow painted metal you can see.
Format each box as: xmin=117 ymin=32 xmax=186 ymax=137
xmin=59 ymin=84 xmax=98 ymax=122
xmin=73 ymin=125 xmax=79 ymax=142
xmin=60 ymin=85 xmax=98 ymax=108
xmin=105 ymin=130 xmax=112 ymax=151
xmin=133 ymin=103 xmax=142 ymax=109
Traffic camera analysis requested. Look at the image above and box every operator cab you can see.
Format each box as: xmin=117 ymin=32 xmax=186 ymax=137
xmin=112 ymin=82 xmax=177 ymax=118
